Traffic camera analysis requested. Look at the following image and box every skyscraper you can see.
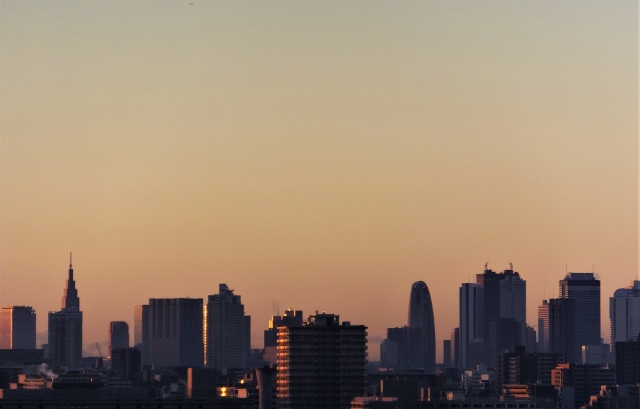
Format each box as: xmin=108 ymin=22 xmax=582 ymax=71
xmin=108 ymin=321 xmax=129 ymax=357
xmin=475 ymin=265 xmax=528 ymax=362
xmin=538 ymin=300 xmax=550 ymax=353
xmin=276 ymin=313 xmax=367 ymax=409
xmin=48 ymin=254 xmax=83 ymax=368
xmin=548 ymin=298 xmax=578 ymax=363
xmin=499 ymin=271 xmax=527 ymax=344
xmin=206 ymin=284 xmax=250 ymax=371
xmin=408 ymin=281 xmax=436 ymax=373
xmin=559 ymin=273 xmax=601 ymax=350
xmin=451 ymin=327 xmax=460 ymax=368
xmin=609 ymin=280 xmax=640 ymax=352
xmin=133 ymin=304 xmax=149 ymax=365
xmin=475 ymin=268 xmax=501 ymax=344
xmin=443 ymin=340 xmax=452 ymax=367
xmin=148 ymin=298 xmax=203 ymax=368
xmin=0 ymin=306 xmax=36 ymax=349
xmin=459 ymin=283 xmax=484 ymax=368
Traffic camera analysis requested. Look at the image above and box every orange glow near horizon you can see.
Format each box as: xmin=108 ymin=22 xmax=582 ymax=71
xmin=0 ymin=1 xmax=637 ymax=361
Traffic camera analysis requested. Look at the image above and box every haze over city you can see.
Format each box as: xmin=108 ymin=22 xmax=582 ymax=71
xmin=0 ymin=1 xmax=638 ymax=362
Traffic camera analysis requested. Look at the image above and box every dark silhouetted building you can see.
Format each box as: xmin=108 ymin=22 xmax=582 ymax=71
xmin=551 ymin=363 xmax=615 ymax=409
xmin=495 ymin=347 xmax=565 ymax=390
xmin=276 ymin=313 xmax=367 ymax=409
xmin=48 ymin=255 xmax=82 ymax=368
xmin=538 ymin=300 xmax=550 ymax=353
xmin=206 ymin=284 xmax=250 ymax=371
xmin=496 ymin=346 xmax=534 ymax=390
xmin=615 ymin=335 xmax=640 ymax=384
xmin=459 ymin=283 xmax=483 ymax=368
xmin=475 ymin=268 xmax=500 ymax=350
xmin=0 ymin=306 xmax=36 ymax=349
xmin=451 ymin=328 xmax=460 ymax=368
xmin=487 ymin=317 xmax=521 ymax=366
xmin=133 ymin=304 xmax=149 ymax=365
xmin=443 ymin=340 xmax=451 ymax=367
xmin=264 ymin=309 xmax=303 ymax=348
xmin=499 ymin=270 xmax=527 ymax=345
xmin=548 ymin=298 xmax=578 ymax=363
xmin=111 ymin=347 xmax=141 ymax=381
xmin=560 ymin=273 xmax=601 ymax=351
xmin=381 ymin=326 xmax=422 ymax=369
xmin=187 ymin=367 xmax=219 ymax=398
xmin=148 ymin=298 xmax=203 ymax=368
xmin=108 ymin=321 xmax=129 ymax=357
xmin=408 ymin=281 xmax=436 ymax=373
xmin=475 ymin=266 xmax=528 ymax=364
xmin=535 ymin=352 xmax=566 ymax=385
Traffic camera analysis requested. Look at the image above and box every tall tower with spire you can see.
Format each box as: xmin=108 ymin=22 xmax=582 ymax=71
xmin=62 ymin=253 xmax=80 ymax=311
xmin=48 ymin=254 xmax=83 ymax=368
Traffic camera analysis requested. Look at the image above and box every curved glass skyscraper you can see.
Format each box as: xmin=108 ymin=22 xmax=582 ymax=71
xmin=408 ymin=281 xmax=436 ymax=373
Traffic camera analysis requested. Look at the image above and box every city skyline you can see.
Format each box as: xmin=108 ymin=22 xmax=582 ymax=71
xmin=1 ymin=1 xmax=637 ymax=361
xmin=7 ymin=256 xmax=639 ymax=362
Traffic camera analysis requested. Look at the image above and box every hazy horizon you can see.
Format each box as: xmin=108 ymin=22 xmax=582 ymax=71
xmin=1 ymin=1 xmax=638 ymax=361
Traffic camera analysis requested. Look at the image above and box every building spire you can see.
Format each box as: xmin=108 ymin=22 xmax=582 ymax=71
xmin=62 ymin=253 xmax=80 ymax=311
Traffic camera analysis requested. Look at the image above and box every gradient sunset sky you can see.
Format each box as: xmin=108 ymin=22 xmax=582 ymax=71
xmin=1 ymin=1 xmax=638 ymax=360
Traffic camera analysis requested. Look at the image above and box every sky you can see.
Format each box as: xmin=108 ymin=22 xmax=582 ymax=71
xmin=0 ymin=1 xmax=638 ymax=361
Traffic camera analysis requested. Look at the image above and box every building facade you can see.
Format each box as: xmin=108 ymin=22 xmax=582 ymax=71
xmin=559 ymin=273 xmax=601 ymax=350
xmin=108 ymin=321 xmax=129 ymax=357
xmin=474 ymin=266 xmax=528 ymax=364
xmin=609 ymin=280 xmax=640 ymax=352
xmin=264 ymin=309 xmax=303 ymax=348
xmin=48 ymin=255 xmax=83 ymax=368
xmin=148 ymin=298 xmax=203 ymax=368
xmin=537 ymin=300 xmax=550 ymax=353
xmin=408 ymin=281 xmax=436 ymax=373
xmin=206 ymin=284 xmax=250 ymax=371
xmin=459 ymin=283 xmax=484 ymax=368
xmin=499 ymin=272 xmax=527 ymax=344
xmin=276 ymin=313 xmax=367 ymax=409
xmin=0 ymin=306 xmax=36 ymax=349
xmin=443 ymin=340 xmax=451 ymax=367
xmin=451 ymin=327 xmax=460 ymax=368
xmin=382 ymin=326 xmax=422 ymax=369
xmin=111 ymin=347 xmax=141 ymax=382
xmin=548 ymin=298 xmax=578 ymax=363
xmin=615 ymin=335 xmax=640 ymax=384
xmin=133 ymin=304 xmax=149 ymax=365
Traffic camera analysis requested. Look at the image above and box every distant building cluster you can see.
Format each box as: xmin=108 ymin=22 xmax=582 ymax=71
xmin=1 ymin=256 xmax=640 ymax=409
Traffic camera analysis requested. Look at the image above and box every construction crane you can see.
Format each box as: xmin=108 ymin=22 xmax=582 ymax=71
xmin=95 ymin=342 xmax=103 ymax=359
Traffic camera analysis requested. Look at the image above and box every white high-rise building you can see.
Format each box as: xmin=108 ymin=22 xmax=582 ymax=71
xmin=609 ymin=280 xmax=640 ymax=352
xmin=459 ymin=283 xmax=484 ymax=368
